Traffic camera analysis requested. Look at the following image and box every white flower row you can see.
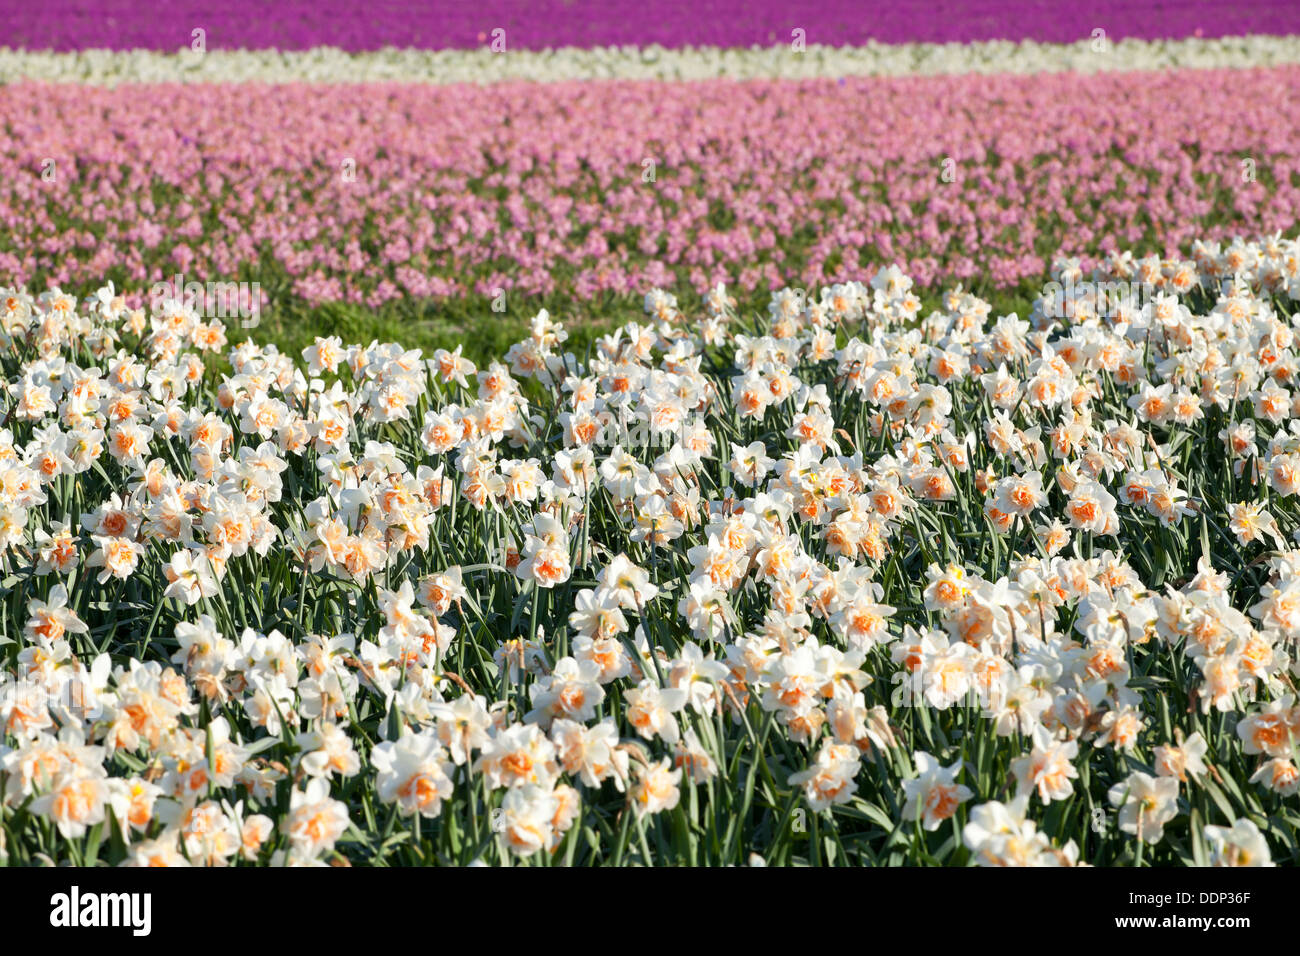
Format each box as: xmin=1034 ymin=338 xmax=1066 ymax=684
xmin=1 ymin=33 xmax=1299 ymax=86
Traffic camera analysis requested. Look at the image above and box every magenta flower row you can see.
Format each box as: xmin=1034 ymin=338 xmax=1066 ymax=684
xmin=5 ymin=0 xmax=1300 ymax=52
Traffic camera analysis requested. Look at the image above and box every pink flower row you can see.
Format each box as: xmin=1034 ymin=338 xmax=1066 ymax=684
xmin=2 ymin=67 xmax=1298 ymax=309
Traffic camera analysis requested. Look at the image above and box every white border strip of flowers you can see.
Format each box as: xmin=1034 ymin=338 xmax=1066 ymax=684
xmin=2 ymin=34 xmax=1300 ymax=85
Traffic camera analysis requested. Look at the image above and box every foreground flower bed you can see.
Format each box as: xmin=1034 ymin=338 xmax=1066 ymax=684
xmin=7 ymin=0 xmax=1299 ymax=51
xmin=3 ymin=68 xmax=1299 ymax=311
xmin=1 ymin=233 xmax=1299 ymax=866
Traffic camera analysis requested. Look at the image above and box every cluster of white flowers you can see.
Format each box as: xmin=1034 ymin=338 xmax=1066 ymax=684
xmin=3 ymin=33 xmax=1299 ymax=86
xmin=0 ymin=232 xmax=1298 ymax=866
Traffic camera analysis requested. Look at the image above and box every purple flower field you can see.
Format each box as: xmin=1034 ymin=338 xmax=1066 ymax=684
xmin=5 ymin=0 xmax=1300 ymax=52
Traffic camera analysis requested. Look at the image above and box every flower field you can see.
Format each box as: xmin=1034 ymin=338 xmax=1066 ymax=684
xmin=1 ymin=2 xmax=1299 ymax=873
xmin=2 ymin=236 xmax=1300 ymax=867
xmin=6 ymin=0 xmax=1300 ymax=50
xmin=3 ymin=68 xmax=1299 ymax=350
